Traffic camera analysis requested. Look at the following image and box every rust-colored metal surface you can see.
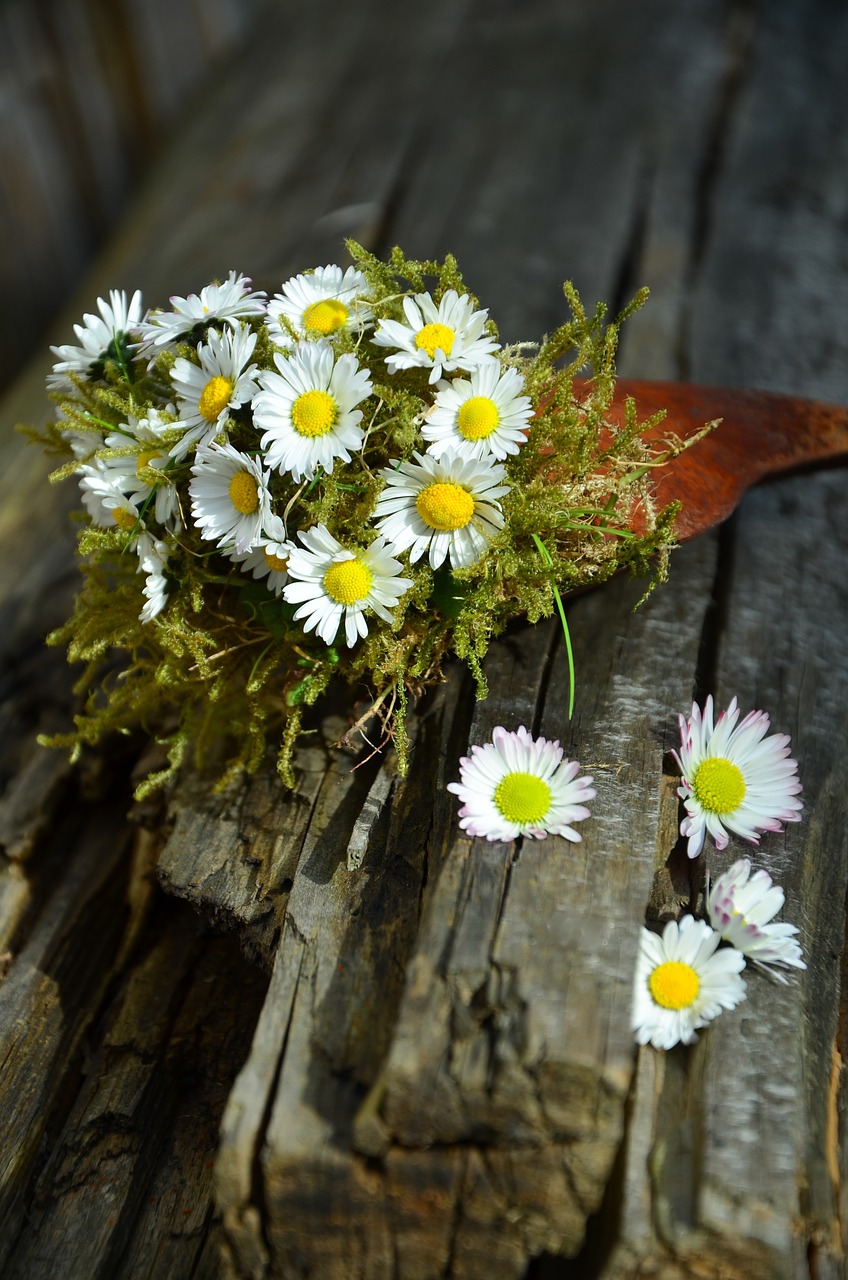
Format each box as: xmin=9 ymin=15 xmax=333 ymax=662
xmin=602 ymin=380 xmax=848 ymax=542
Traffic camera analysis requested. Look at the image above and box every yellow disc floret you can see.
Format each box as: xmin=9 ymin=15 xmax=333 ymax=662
xmin=323 ymin=558 xmax=372 ymax=605
xmin=457 ymin=396 xmax=500 ymax=441
xmin=691 ymin=757 xmax=746 ymax=814
xmin=112 ymin=507 xmax=138 ymax=532
xmin=416 ymin=482 xmax=475 ymax=531
xmin=229 ymin=470 xmax=260 ymax=514
xmin=415 ymin=322 xmax=455 ymax=360
xmin=264 ymin=549 xmax=289 ymax=573
xmin=137 ymin=449 xmax=161 ymax=476
xmin=493 ymin=771 xmax=552 ymax=826
xmin=198 ymin=375 xmax=235 ymax=423
xmin=291 ymin=390 xmax=338 ymax=437
xmin=648 ymin=960 xmax=700 ymax=1010
xmin=303 ymin=299 xmax=349 ymax=336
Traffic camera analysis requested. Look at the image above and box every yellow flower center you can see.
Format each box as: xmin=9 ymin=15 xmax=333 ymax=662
xmin=303 ymin=299 xmax=349 ymax=336
xmin=264 ymin=549 xmax=289 ymax=573
xmin=457 ymin=396 xmax=500 ymax=441
xmin=416 ymin=482 xmax=474 ymax=531
xmin=415 ymin=322 xmax=455 ymax=360
xmin=323 ymin=558 xmax=372 ymax=605
xmin=228 ymin=470 xmax=260 ymax=514
xmin=198 ymin=375 xmax=235 ymax=423
xmin=691 ymin=757 xmax=746 ymax=814
xmin=648 ymin=960 xmax=700 ymax=1010
xmin=137 ymin=449 xmax=160 ymax=475
xmin=291 ymin=390 xmax=338 ymax=437
xmin=493 ymin=772 xmax=552 ymax=825
xmin=112 ymin=507 xmax=138 ymax=532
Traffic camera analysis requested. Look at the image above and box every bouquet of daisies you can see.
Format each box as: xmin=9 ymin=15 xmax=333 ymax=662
xmin=34 ymin=244 xmax=684 ymax=794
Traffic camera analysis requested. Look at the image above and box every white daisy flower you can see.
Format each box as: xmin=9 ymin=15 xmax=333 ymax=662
xmin=49 ymin=289 xmax=143 ymax=389
xmin=422 ymin=364 xmax=533 ymax=460
xmin=267 ymin=264 xmax=372 ymax=346
xmin=632 ymin=915 xmax=747 ymax=1050
xmin=282 ymin=525 xmax=412 ymax=648
xmin=447 ymin=724 xmax=596 ymax=843
xmin=170 ymin=325 xmax=259 ymax=460
xmin=374 ymin=448 xmax=508 ymax=570
xmin=372 ymin=289 xmax=500 ymax=384
xmin=79 ymin=466 xmax=145 ymax=542
xmin=252 ymin=341 xmax=372 ymax=482
xmin=226 ymin=514 xmax=293 ymax=597
xmin=189 ymin=442 xmax=272 ymax=555
xmin=103 ymin=409 xmax=182 ymax=529
xmin=706 ymin=858 xmax=806 ymax=983
xmin=137 ymin=533 xmax=171 ymax=622
xmin=672 ymin=695 xmax=803 ymax=859
xmin=138 ymin=271 xmax=266 ymax=349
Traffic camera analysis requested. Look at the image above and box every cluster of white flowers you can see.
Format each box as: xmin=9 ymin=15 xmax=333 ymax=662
xmin=631 ymin=696 xmax=805 ymax=1050
xmin=447 ymin=704 xmax=805 ymax=1055
xmin=50 ymin=265 xmax=534 ymax=643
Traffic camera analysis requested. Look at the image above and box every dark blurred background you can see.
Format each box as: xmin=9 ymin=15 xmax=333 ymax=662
xmin=4 ymin=0 xmax=847 ymax=406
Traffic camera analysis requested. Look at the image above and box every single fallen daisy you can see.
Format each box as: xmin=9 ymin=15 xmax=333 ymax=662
xmin=422 ymin=363 xmax=533 ymax=461
xmin=139 ymin=270 xmax=266 ymax=349
xmin=372 ymin=288 xmax=499 ymax=384
xmin=672 ymin=695 xmax=803 ymax=858
xmin=252 ymin=340 xmax=373 ymax=481
xmin=49 ymin=288 xmax=143 ymax=390
xmin=447 ymin=724 xmax=596 ymax=842
xmin=283 ymin=525 xmax=412 ymax=648
xmin=267 ymin=264 xmax=372 ymax=345
xmin=632 ymin=915 xmax=747 ymax=1050
xmin=706 ymin=857 xmax=806 ymax=983
xmin=374 ymin=448 xmax=509 ymax=569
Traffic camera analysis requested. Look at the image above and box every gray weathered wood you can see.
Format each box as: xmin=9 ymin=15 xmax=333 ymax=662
xmin=0 ymin=0 xmax=846 ymax=1276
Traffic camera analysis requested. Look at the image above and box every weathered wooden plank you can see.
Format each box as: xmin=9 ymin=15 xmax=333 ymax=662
xmin=0 ymin=804 xmax=132 ymax=1271
xmin=0 ymin=0 xmax=845 ymax=1275
xmin=592 ymin=0 xmax=848 ymax=1273
xmin=1 ymin=869 xmax=268 ymax=1278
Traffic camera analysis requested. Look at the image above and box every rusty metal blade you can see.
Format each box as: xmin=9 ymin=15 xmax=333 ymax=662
xmin=599 ymin=380 xmax=848 ymax=541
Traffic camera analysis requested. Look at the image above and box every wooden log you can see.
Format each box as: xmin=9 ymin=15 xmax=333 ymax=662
xmin=0 ymin=0 xmax=845 ymax=1276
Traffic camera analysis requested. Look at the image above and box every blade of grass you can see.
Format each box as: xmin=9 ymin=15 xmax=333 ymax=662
xmin=531 ymin=533 xmax=575 ymax=719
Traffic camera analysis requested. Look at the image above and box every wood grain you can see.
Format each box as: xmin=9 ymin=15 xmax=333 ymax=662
xmin=0 ymin=0 xmax=845 ymax=1276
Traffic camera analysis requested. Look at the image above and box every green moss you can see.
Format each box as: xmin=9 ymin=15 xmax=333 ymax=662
xmin=27 ymin=245 xmax=705 ymax=798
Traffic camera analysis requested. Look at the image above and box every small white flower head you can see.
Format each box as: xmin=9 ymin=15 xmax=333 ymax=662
xmin=266 ymin=265 xmax=372 ymax=347
xmin=374 ymin=448 xmax=509 ymax=570
xmin=422 ymin=364 xmax=533 ymax=461
xmin=252 ymin=340 xmax=372 ymax=482
xmin=49 ymin=289 xmax=143 ymax=389
xmin=672 ymin=695 xmax=803 ymax=859
xmin=632 ymin=915 xmax=747 ymax=1050
xmin=447 ymin=725 xmax=596 ymax=843
xmin=372 ymin=289 xmax=500 ymax=384
xmin=706 ymin=858 xmax=806 ymax=983
xmin=138 ymin=271 xmax=266 ymax=349
xmin=189 ymin=442 xmax=272 ymax=555
xmin=226 ymin=514 xmax=294 ymax=597
xmin=170 ymin=324 xmax=259 ymax=460
xmin=104 ymin=409 xmax=182 ymax=529
xmin=80 ymin=466 xmax=145 ymax=542
xmin=137 ymin=532 xmax=171 ymax=622
xmin=283 ymin=525 xmax=412 ymax=648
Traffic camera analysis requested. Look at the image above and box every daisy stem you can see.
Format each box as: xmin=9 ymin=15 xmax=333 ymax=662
xmin=531 ymin=533 xmax=575 ymax=719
